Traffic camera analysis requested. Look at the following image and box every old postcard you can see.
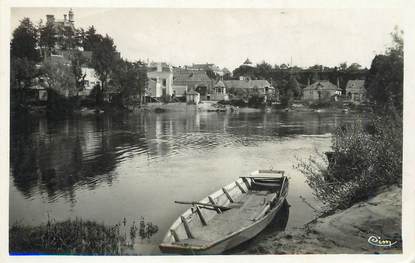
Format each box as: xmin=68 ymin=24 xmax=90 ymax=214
xmin=1 ymin=0 xmax=414 ymax=262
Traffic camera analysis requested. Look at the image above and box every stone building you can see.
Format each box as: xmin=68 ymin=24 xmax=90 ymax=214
xmin=345 ymin=80 xmax=366 ymax=104
xmin=302 ymin=80 xmax=342 ymax=102
xmin=146 ymin=62 xmax=174 ymax=98
xmin=172 ymin=68 xmax=214 ymax=101
xmin=223 ymin=79 xmax=275 ymax=101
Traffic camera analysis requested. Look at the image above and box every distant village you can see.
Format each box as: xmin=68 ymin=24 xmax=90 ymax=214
xmin=11 ymin=9 xmax=369 ymax=115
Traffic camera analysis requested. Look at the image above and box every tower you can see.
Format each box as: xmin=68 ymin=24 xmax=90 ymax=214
xmin=68 ymin=8 xmax=74 ymax=22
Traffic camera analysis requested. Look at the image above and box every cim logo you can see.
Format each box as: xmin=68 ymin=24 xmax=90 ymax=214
xmin=368 ymin=235 xmax=398 ymax=247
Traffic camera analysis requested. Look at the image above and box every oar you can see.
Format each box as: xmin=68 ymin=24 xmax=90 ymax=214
xmin=174 ymin=201 xmax=232 ymax=211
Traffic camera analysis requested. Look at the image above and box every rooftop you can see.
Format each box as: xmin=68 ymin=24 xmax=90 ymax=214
xmin=346 ymin=80 xmax=366 ymax=90
xmin=223 ymin=79 xmax=272 ymax=89
xmin=304 ymin=80 xmax=340 ymax=91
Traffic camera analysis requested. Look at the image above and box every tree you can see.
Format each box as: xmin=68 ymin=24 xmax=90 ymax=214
xmin=109 ymin=59 xmax=147 ymax=107
xmin=288 ymin=76 xmax=301 ymax=98
xmin=347 ymin=63 xmax=362 ymax=71
xmin=10 ymin=18 xmax=40 ymax=62
xmin=366 ymin=27 xmax=403 ymax=113
xmin=255 ymin=61 xmax=273 ymax=79
xmin=69 ymin=50 xmax=88 ymax=93
xmin=41 ymin=57 xmax=77 ymax=97
xmin=39 ymin=20 xmax=57 ymax=57
xmin=92 ymin=34 xmax=117 ymax=93
xmin=10 ymin=57 xmax=37 ymax=89
xmin=83 ymin=26 xmax=101 ymax=51
xmin=339 ymin=62 xmax=348 ymax=71
xmin=232 ymin=65 xmax=256 ymax=79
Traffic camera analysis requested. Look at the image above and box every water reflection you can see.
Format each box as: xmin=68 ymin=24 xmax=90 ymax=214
xmin=10 ymin=111 xmax=367 ymax=203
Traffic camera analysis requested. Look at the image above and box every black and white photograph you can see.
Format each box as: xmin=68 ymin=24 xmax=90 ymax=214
xmin=1 ymin=1 xmax=414 ymax=261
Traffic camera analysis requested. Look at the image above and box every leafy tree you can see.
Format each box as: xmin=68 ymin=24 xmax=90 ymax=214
xmin=311 ymin=70 xmax=319 ymax=83
xmin=39 ymin=20 xmax=57 ymax=57
xmin=339 ymin=62 xmax=348 ymax=71
xmin=347 ymin=63 xmax=362 ymax=71
xmin=10 ymin=57 xmax=37 ymax=89
xmin=232 ymin=64 xmax=256 ymax=79
xmin=222 ymin=68 xmax=231 ymax=80
xmin=366 ymin=27 xmax=403 ymax=113
xmin=41 ymin=57 xmax=77 ymax=97
xmin=255 ymin=61 xmax=273 ymax=79
xmin=281 ymin=89 xmax=294 ymax=107
xmin=69 ymin=50 xmax=88 ymax=93
xmin=10 ymin=18 xmax=40 ymax=62
xmin=92 ymin=34 xmax=117 ymax=93
xmin=82 ymin=26 xmax=101 ymax=52
xmin=110 ymin=59 xmax=147 ymax=106
xmin=288 ymin=76 xmax=301 ymax=98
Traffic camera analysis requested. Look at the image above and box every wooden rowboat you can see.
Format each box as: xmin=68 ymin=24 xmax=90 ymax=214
xmin=159 ymin=170 xmax=289 ymax=254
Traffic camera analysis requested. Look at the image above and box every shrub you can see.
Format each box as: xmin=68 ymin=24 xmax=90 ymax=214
xmin=296 ymin=113 xmax=402 ymax=211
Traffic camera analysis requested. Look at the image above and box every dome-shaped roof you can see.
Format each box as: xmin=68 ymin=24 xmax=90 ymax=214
xmin=243 ymin=58 xmax=252 ymax=65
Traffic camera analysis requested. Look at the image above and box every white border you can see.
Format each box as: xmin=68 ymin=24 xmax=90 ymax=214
xmin=1 ymin=1 xmax=414 ymax=263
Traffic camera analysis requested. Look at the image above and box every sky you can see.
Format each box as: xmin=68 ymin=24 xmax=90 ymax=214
xmin=10 ymin=8 xmax=402 ymax=71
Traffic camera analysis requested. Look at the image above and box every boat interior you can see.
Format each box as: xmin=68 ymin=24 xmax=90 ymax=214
xmin=166 ymin=173 xmax=288 ymax=246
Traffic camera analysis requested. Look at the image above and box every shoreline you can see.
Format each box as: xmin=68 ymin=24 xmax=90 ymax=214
xmin=237 ymin=185 xmax=402 ymax=254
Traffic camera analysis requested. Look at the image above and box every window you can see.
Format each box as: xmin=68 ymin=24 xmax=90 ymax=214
xmin=162 ymin=79 xmax=167 ymax=87
xmin=84 ymin=80 xmax=89 ymax=87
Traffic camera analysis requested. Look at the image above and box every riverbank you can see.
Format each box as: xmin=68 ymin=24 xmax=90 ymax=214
xmin=240 ymin=185 xmax=402 ymax=254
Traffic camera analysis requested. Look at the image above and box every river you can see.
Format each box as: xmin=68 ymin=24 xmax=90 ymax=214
xmin=9 ymin=110 xmax=368 ymax=254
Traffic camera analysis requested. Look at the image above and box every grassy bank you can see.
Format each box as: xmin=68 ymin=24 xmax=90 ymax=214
xmin=10 ymin=218 xmax=158 ymax=255
xmin=10 ymin=219 xmax=124 ymax=255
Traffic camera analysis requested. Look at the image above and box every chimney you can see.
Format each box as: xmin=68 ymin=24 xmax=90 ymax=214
xmin=337 ymin=76 xmax=340 ymax=89
xmin=46 ymin=15 xmax=55 ymax=24
xmin=64 ymin=14 xmax=67 ymax=21
xmin=68 ymin=8 xmax=74 ymax=22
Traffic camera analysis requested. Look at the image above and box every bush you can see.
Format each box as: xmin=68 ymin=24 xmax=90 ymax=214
xmin=296 ymin=114 xmax=402 ymax=211
xmin=247 ymin=94 xmax=265 ymax=108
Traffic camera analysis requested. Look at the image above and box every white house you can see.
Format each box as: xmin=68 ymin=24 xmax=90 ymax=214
xmin=146 ymin=62 xmax=174 ymax=98
xmin=80 ymin=67 xmax=101 ymax=96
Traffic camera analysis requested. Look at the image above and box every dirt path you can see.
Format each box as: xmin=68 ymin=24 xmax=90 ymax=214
xmin=241 ymin=185 xmax=402 ymax=254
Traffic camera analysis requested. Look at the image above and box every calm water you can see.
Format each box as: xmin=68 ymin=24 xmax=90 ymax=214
xmin=10 ymin=110 xmax=368 ymax=254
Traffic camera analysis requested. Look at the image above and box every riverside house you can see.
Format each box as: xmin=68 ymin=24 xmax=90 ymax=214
xmin=146 ymin=62 xmax=174 ymax=99
xmin=223 ymin=77 xmax=275 ymax=102
xmin=172 ymin=68 xmax=214 ymax=101
xmin=302 ymin=80 xmax=342 ymax=102
xmin=345 ymin=80 xmax=366 ymax=104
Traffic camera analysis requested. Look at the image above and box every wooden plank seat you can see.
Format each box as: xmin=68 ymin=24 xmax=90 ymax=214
xmin=185 ymin=191 xmax=276 ymax=242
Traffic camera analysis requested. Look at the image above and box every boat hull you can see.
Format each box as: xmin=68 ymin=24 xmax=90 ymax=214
xmin=159 ymin=171 xmax=289 ymax=255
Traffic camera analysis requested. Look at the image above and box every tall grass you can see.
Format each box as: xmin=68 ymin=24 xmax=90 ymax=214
xmin=296 ymin=113 xmax=402 ymax=212
xmin=10 ymin=217 xmax=159 ymax=255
